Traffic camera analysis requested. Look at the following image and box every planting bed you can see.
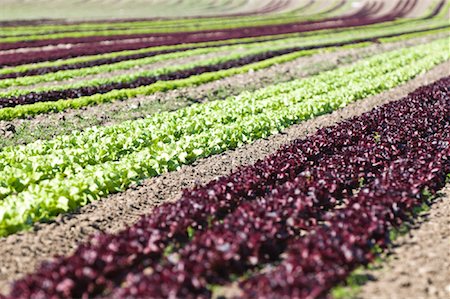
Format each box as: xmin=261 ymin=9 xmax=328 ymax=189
xmin=0 ymin=0 xmax=449 ymax=298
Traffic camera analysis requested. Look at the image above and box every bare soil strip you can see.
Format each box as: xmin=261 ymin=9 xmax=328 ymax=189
xmin=0 ymin=59 xmax=447 ymax=295
xmin=357 ymin=185 xmax=450 ymax=299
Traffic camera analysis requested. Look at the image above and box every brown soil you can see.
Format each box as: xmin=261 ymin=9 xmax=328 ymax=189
xmin=0 ymin=59 xmax=447 ymax=295
xmin=358 ymin=185 xmax=450 ymax=299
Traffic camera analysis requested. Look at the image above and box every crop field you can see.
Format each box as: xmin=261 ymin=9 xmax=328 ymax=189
xmin=0 ymin=0 xmax=449 ymax=298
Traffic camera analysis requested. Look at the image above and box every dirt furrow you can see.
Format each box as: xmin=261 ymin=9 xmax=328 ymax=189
xmin=357 ymin=184 xmax=450 ymax=299
xmin=0 ymin=60 xmax=447 ymax=295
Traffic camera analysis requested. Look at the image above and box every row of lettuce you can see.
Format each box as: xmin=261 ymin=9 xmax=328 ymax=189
xmin=6 ymin=72 xmax=449 ymax=299
xmin=0 ymin=39 xmax=448 ymax=237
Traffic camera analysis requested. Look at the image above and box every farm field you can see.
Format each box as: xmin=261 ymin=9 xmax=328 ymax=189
xmin=0 ymin=0 xmax=449 ymax=298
